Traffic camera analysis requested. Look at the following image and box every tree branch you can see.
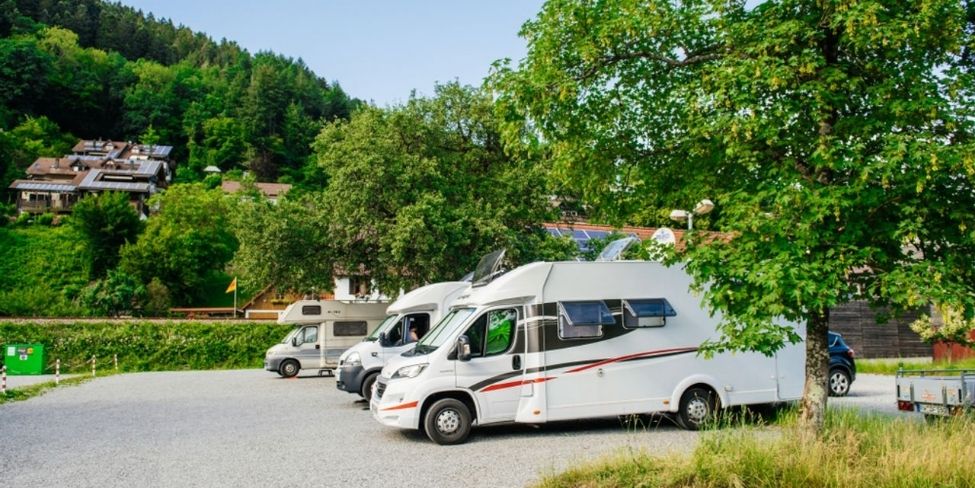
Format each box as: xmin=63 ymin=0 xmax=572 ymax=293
xmin=577 ymin=47 xmax=722 ymax=81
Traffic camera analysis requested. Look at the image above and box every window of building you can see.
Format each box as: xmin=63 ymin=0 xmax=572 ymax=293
xmin=349 ymin=277 xmax=370 ymax=296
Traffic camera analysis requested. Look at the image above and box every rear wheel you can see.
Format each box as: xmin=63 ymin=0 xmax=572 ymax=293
xmin=360 ymin=372 xmax=378 ymax=402
xmin=279 ymin=359 xmax=300 ymax=378
xmin=424 ymin=398 xmax=472 ymax=445
xmin=677 ymin=386 xmax=718 ymax=430
xmin=828 ymin=368 xmax=851 ymax=397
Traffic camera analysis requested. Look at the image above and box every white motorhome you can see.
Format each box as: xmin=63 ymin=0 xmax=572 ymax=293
xmin=335 ymin=282 xmax=469 ymax=401
xmin=264 ymin=300 xmax=389 ymax=377
xmin=370 ymin=260 xmax=805 ymax=444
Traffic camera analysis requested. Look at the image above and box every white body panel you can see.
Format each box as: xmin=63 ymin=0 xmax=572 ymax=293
xmin=265 ymin=301 xmax=389 ymax=372
xmin=371 ymin=261 xmax=805 ymax=431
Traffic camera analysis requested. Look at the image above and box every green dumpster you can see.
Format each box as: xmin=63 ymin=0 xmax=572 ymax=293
xmin=3 ymin=343 xmax=45 ymax=375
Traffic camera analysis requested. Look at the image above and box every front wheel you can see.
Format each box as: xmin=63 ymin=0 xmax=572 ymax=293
xmin=360 ymin=373 xmax=378 ymax=402
xmin=423 ymin=398 xmax=472 ymax=445
xmin=676 ymin=386 xmax=718 ymax=430
xmin=828 ymin=368 xmax=851 ymax=397
xmin=279 ymin=359 xmax=300 ymax=378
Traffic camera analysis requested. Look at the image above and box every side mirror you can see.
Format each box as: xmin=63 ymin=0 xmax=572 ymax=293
xmin=456 ymin=335 xmax=472 ymax=362
xmin=378 ymin=332 xmax=389 ymax=347
xmin=291 ymin=336 xmax=300 ymax=347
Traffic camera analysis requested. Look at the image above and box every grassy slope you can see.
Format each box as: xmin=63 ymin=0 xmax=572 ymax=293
xmin=537 ymin=410 xmax=975 ymax=488
xmin=0 ymin=225 xmax=90 ymax=316
xmin=858 ymin=357 xmax=975 ymax=375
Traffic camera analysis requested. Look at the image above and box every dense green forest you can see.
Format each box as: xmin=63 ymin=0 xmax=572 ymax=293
xmin=0 ymin=0 xmax=360 ymax=191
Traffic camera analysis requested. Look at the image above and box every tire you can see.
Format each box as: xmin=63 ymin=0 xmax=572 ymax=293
xmin=828 ymin=368 xmax=851 ymax=397
xmin=360 ymin=372 xmax=378 ymax=402
xmin=279 ymin=359 xmax=300 ymax=378
xmin=676 ymin=386 xmax=718 ymax=430
xmin=423 ymin=398 xmax=473 ymax=445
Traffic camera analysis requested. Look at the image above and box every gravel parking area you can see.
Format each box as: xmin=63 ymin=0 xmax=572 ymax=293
xmin=0 ymin=370 xmax=701 ymax=488
xmin=829 ymin=373 xmax=907 ymax=416
xmin=2 ymin=373 xmax=79 ymax=389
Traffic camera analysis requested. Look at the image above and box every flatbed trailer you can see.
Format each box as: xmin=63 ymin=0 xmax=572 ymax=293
xmin=895 ymin=369 xmax=975 ymax=417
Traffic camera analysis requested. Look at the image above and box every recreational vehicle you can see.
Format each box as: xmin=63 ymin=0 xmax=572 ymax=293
xmin=264 ymin=300 xmax=389 ymax=377
xmin=335 ymin=281 xmax=469 ymax=401
xmin=370 ymin=260 xmax=805 ymax=444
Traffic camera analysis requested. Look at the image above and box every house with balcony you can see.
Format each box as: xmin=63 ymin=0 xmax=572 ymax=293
xmin=8 ymin=139 xmax=174 ymax=216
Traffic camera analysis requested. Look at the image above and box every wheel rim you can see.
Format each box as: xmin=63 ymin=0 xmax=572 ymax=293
xmin=686 ymin=397 xmax=710 ymax=423
xmin=284 ymin=363 xmax=296 ymax=375
xmin=830 ymin=372 xmax=849 ymax=394
xmin=436 ymin=408 xmax=461 ymax=435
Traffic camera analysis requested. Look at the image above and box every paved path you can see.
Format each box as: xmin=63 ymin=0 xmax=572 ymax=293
xmin=0 ymin=370 xmax=701 ymax=488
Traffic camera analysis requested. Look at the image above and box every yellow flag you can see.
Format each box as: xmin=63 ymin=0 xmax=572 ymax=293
xmin=225 ymin=277 xmax=237 ymax=293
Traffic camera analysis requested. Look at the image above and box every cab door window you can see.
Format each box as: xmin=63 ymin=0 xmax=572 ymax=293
xmin=299 ymin=326 xmax=318 ymax=345
xmin=461 ymin=308 xmax=517 ymax=358
xmin=404 ymin=313 xmax=431 ymax=343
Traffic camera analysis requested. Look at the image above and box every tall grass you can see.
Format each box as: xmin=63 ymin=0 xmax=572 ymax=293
xmin=537 ymin=409 xmax=975 ymax=488
xmin=859 ymin=357 xmax=975 ymax=375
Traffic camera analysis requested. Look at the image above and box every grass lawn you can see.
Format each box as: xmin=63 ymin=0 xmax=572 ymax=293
xmin=858 ymin=357 xmax=975 ymax=375
xmin=0 ymin=225 xmax=90 ymax=316
xmin=537 ymin=409 xmax=975 ymax=488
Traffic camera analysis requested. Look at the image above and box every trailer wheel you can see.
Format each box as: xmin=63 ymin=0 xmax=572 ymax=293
xmin=828 ymin=368 xmax=851 ymax=397
xmin=279 ymin=359 xmax=300 ymax=378
xmin=677 ymin=386 xmax=717 ymax=430
xmin=361 ymin=372 xmax=378 ymax=402
xmin=423 ymin=398 xmax=472 ymax=445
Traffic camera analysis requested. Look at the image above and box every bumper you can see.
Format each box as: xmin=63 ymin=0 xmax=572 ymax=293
xmin=370 ymin=377 xmax=421 ymax=430
xmin=336 ymin=364 xmax=372 ymax=394
xmin=264 ymin=356 xmax=283 ymax=372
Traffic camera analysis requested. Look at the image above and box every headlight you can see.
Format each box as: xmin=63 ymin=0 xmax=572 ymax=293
xmin=345 ymin=352 xmax=361 ymax=367
xmin=392 ymin=363 xmax=427 ymax=379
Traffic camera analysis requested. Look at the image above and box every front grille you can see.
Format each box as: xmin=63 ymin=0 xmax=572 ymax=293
xmin=375 ymin=380 xmax=387 ymax=399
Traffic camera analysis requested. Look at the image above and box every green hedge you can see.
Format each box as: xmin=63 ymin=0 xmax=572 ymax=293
xmin=0 ymin=321 xmax=295 ymax=373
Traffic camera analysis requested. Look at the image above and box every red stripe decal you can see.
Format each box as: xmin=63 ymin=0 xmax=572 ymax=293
xmin=381 ymin=401 xmax=418 ymax=411
xmin=480 ymin=377 xmax=552 ymax=393
xmin=565 ymin=347 xmax=698 ymax=373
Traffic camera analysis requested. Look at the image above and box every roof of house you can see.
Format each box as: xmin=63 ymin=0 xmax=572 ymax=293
xmin=8 ymin=180 xmax=79 ymax=192
xmin=221 ymin=181 xmax=293 ymax=198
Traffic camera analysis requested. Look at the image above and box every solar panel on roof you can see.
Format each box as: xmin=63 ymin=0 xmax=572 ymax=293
xmin=586 ymin=230 xmax=609 ymax=239
xmin=572 ymin=230 xmax=590 ymax=239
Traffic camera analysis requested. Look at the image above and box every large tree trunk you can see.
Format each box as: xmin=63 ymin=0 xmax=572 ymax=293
xmin=798 ymin=309 xmax=830 ymax=435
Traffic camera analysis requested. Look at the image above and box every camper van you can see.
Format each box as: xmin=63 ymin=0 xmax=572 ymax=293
xmin=335 ymin=281 xmax=469 ymax=401
xmin=370 ymin=260 xmax=805 ymax=444
xmin=264 ymin=300 xmax=389 ymax=377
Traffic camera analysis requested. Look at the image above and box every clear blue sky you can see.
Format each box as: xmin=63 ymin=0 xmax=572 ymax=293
xmin=119 ymin=1 xmax=544 ymax=106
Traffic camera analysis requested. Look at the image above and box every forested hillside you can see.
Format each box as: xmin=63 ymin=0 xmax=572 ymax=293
xmin=0 ymin=0 xmax=360 ymax=191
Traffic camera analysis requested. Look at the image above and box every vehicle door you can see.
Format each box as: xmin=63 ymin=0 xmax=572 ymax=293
xmin=294 ymin=324 xmax=321 ymax=369
xmin=454 ymin=307 xmax=522 ymax=422
xmin=381 ymin=313 xmax=431 ymax=361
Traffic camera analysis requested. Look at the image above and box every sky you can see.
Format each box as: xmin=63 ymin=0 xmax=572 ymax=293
xmin=119 ymin=0 xmax=545 ymax=106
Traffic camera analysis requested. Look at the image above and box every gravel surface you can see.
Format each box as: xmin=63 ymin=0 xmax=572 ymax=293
xmin=829 ymin=373 xmax=907 ymax=416
xmin=0 ymin=370 xmax=701 ymax=488
xmin=3 ymin=374 xmax=79 ymax=389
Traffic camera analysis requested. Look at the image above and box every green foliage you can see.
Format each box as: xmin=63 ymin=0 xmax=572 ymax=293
xmin=68 ymin=191 xmax=142 ymax=278
xmin=0 ymin=320 xmax=294 ymax=373
xmin=910 ymin=304 xmax=975 ymax=362
xmin=1 ymin=2 xmax=361 ymax=184
xmin=78 ymin=269 xmax=146 ymax=317
xmin=315 ymin=82 xmax=573 ymax=294
xmin=231 ymin=191 xmax=335 ymax=294
xmin=33 ymin=212 xmax=53 ymax=225
xmin=120 ymin=184 xmax=237 ymax=304
xmin=143 ymin=278 xmax=171 ymax=317
xmin=0 ymin=115 xmax=75 ymax=190
xmin=536 ymin=409 xmax=975 ymax=488
xmin=0 ymin=225 xmax=90 ymax=316
xmin=494 ymin=0 xmax=975 ymax=356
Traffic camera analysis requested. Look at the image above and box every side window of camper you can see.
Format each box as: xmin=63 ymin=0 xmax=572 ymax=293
xmin=558 ymin=301 xmax=614 ymax=339
xmin=387 ymin=319 xmax=404 ymax=345
xmin=301 ymin=326 xmax=318 ymax=344
xmin=622 ymin=299 xmax=677 ymax=328
xmin=301 ymin=305 xmax=322 ymax=316
xmin=334 ymin=321 xmax=368 ymax=337
xmin=403 ymin=313 xmax=431 ymax=343
xmin=462 ymin=308 xmax=517 ymax=357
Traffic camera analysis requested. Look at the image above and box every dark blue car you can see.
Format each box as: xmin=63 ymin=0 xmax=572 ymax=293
xmin=828 ymin=331 xmax=856 ymax=396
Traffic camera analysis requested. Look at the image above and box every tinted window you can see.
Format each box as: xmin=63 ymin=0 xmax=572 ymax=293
xmin=334 ymin=321 xmax=368 ymax=337
xmin=622 ymin=299 xmax=676 ymax=328
xmin=301 ymin=305 xmax=322 ymax=316
xmin=558 ymin=301 xmax=613 ymax=339
xmin=403 ymin=313 xmax=431 ymax=343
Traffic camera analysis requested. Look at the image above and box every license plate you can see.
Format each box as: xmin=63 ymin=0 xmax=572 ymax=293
xmin=920 ymin=404 xmax=949 ymax=416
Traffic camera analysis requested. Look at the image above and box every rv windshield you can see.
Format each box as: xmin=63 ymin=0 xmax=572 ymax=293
xmin=413 ymin=308 xmax=475 ymax=355
xmin=280 ymin=327 xmax=301 ymax=344
xmin=366 ymin=314 xmax=399 ymax=341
